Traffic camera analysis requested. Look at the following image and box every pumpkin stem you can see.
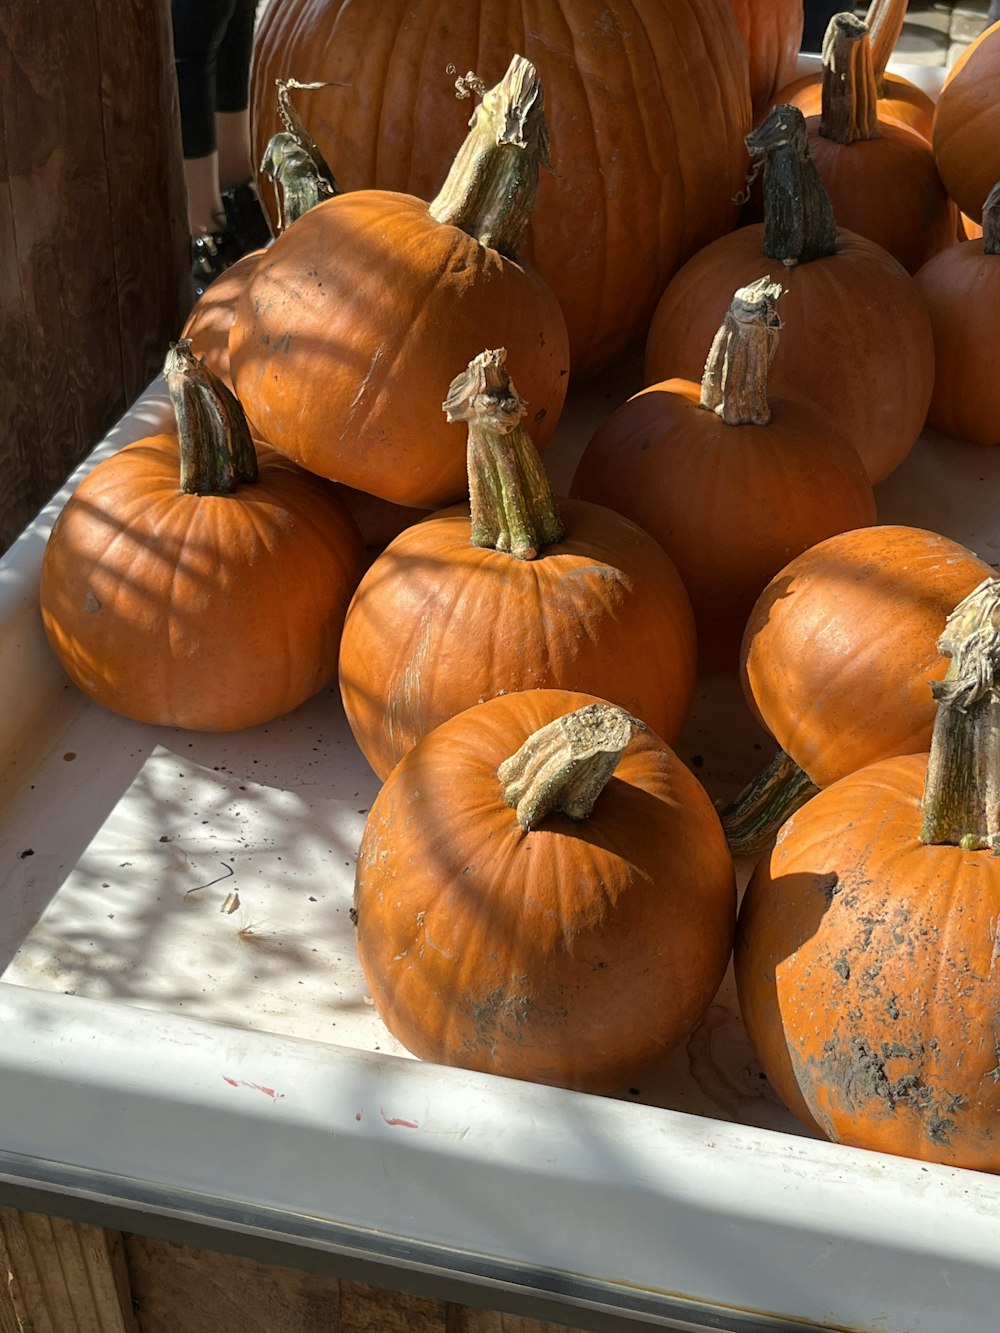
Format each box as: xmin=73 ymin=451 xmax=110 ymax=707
xmin=982 ymin=181 xmax=1000 ymax=256
xmin=499 ymin=704 xmax=641 ymax=834
xmin=919 ymin=578 xmax=1000 ymax=850
xmin=261 ymin=79 xmax=340 ymax=232
xmin=428 ymin=53 xmax=549 ymax=260
xmin=700 ymin=278 xmax=783 ymax=427
xmin=443 ymin=348 xmax=564 ymax=560
xmin=820 ymin=13 xmax=880 ymax=145
xmin=163 ymin=340 xmax=259 ymax=495
xmin=864 ymin=0 xmax=907 ymax=88
xmin=745 ymin=104 xmax=838 ymax=265
xmin=720 ymin=747 xmax=819 ymax=857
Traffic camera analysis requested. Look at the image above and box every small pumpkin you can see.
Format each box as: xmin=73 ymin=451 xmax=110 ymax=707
xmin=735 ymin=577 xmax=1000 ymax=1170
xmin=914 ymin=181 xmax=1000 ymax=445
xmin=933 ymin=19 xmax=1000 ymax=224
xmin=338 ymin=348 xmax=697 ymax=779
xmin=40 ymin=343 xmax=364 ymax=731
xmin=722 ymin=524 xmax=993 ymax=853
xmin=646 ymin=102 xmax=935 ymax=485
xmin=230 ymin=55 xmax=570 ymax=510
xmin=354 ymin=691 xmax=736 ymax=1093
xmin=572 ymin=277 xmax=876 ymax=671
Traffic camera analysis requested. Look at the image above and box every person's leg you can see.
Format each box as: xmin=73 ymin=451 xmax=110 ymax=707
xmin=214 ymin=0 xmax=272 ymax=250
xmin=171 ymin=0 xmax=238 ymax=235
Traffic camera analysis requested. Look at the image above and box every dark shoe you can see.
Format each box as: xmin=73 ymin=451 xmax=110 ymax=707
xmin=221 ymin=180 xmax=273 ymax=253
xmin=191 ymin=229 xmax=244 ymax=299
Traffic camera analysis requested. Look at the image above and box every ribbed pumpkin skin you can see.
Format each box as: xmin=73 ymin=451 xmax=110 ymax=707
xmin=355 ymin=689 xmax=736 ymax=1093
xmin=735 ymin=754 xmax=1000 ymax=1169
xmin=249 ymin=0 xmax=752 ymax=375
xmin=724 ymin=0 xmax=803 ymax=120
xmin=915 ymin=240 xmax=1000 ymax=444
xmin=40 ymin=437 xmax=364 ymax=731
xmin=644 ymin=227 xmax=935 ymax=484
xmin=570 ymin=381 xmax=877 ymax=671
xmin=933 ymin=21 xmax=1000 ymax=222
xmin=740 ymin=525 xmax=993 ymax=789
xmin=805 ymin=119 xmax=958 ymax=276
xmin=338 ymin=499 xmax=697 ymax=780
xmin=228 ymin=191 xmax=570 ymax=509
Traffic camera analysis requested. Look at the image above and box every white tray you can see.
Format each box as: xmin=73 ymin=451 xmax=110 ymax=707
xmin=2 ymin=343 xmax=1000 ymax=1332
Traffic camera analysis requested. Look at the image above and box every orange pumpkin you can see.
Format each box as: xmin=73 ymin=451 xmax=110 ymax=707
xmin=40 ymin=343 xmax=364 ymax=731
xmin=802 ymin=14 xmax=956 ymax=276
xmin=572 ymin=278 xmax=876 ymax=671
xmin=339 ymin=349 xmax=697 ymax=779
xmin=933 ymin=20 xmax=1000 ymax=223
xmin=249 ymin=0 xmax=752 ymax=375
xmin=770 ymin=0 xmax=935 ymax=141
xmin=355 ymin=691 xmax=736 ymax=1093
xmin=181 ymin=249 xmax=264 ymax=388
xmin=736 ymin=577 xmax=1000 ymax=1169
xmin=646 ymin=103 xmax=935 ymax=485
xmin=230 ymin=56 xmax=570 ymax=510
xmin=914 ymin=182 xmax=1000 ymax=444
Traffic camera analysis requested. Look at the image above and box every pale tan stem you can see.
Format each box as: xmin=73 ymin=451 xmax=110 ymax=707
xmin=700 ymin=278 xmax=783 ymax=427
xmin=821 ymin=13 xmax=880 ymax=144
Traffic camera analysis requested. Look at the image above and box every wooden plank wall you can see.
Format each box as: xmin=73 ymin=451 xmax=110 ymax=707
xmin=0 ymin=1208 xmax=583 ymax=1333
xmin=0 ymin=0 xmax=190 ymax=553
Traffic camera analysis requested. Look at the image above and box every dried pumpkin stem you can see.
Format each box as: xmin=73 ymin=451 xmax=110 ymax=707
xmin=429 ymin=54 xmax=549 ymax=259
xmin=745 ymin=104 xmax=838 ymax=265
xmin=164 ymin=340 xmax=258 ymax=495
xmin=983 ymin=181 xmax=1000 ymax=256
xmin=820 ymin=13 xmax=880 ymax=145
xmin=261 ymin=79 xmax=340 ymax=232
xmin=919 ymin=578 xmax=1000 ymax=850
xmin=499 ymin=704 xmax=641 ymax=834
xmin=864 ymin=0 xmax=907 ymax=86
xmin=700 ymin=278 xmax=783 ymax=427
xmin=443 ymin=348 xmax=564 ymax=560
xmin=720 ymin=747 xmax=819 ymax=857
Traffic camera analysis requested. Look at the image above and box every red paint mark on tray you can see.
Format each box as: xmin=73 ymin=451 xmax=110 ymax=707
xmin=355 ymin=1111 xmax=363 ymax=1122
xmin=380 ymin=1108 xmax=418 ymax=1129
xmin=223 ymin=1076 xmax=285 ymax=1101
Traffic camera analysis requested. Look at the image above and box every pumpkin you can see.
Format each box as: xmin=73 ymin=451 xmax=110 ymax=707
xmin=735 ymin=577 xmax=1000 ymax=1169
xmin=571 ymin=278 xmax=876 ymax=672
xmin=354 ymin=691 xmax=736 ymax=1093
xmin=933 ymin=20 xmax=1000 ymax=228
xmin=248 ymin=0 xmax=753 ymax=375
xmin=39 ymin=343 xmax=364 ymax=731
xmin=645 ymin=103 xmax=935 ymax=485
xmin=230 ymin=55 xmax=570 ymax=510
xmin=338 ymin=349 xmax=697 ymax=780
xmin=722 ymin=524 xmax=993 ymax=853
xmin=914 ymin=182 xmax=1000 ymax=445
xmin=724 ymin=0 xmax=804 ymax=121
xmin=770 ymin=0 xmax=936 ymax=141
xmin=802 ymin=13 xmax=956 ymax=275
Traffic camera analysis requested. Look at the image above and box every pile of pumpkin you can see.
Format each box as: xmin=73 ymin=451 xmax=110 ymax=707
xmin=37 ymin=1 xmax=1000 ymax=1172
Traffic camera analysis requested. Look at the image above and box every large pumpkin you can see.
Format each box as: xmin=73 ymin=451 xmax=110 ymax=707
xmin=40 ymin=344 xmax=364 ymax=732
xmin=933 ymin=20 xmax=1000 ymax=227
xmin=248 ymin=0 xmax=753 ymax=374
xmin=355 ymin=691 xmax=736 ymax=1093
xmin=339 ymin=350 xmax=697 ymax=779
xmin=735 ymin=578 xmax=1000 ymax=1169
xmin=724 ymin=0 xmax=803 ymax=120
xmin=230 ymin=56 xmax=570 ymax=510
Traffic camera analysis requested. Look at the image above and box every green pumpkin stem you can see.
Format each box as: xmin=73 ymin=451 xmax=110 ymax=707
xmin=864 ymin=0 xmax=907 ymax=88
xmin=443 ymin=348 xmax=564 ymax=561
xmin=499 ymin=704 xmax=641 ymax=834
xmin=720 ymin=747 xmax=819 ymax=857
xmin=919 ymin=578 xmax=1000 ymax=850
xmin=260 ymin=79 xmax=340 ymax=232
xmin=983 ymin=181 xmax=1000 ymax=256
xmin=163 ymin=340 xmax=259 ymax=495
xmin=700 ymin=278 xmax=784 ymax=427
xmin=820 ymin=13 xmax=880 ymax=145
xmin=428 ymin=54 xmax=549 ymax=260
xmin=745 ymin=104 xmax=838 ymax=265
